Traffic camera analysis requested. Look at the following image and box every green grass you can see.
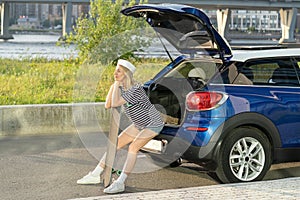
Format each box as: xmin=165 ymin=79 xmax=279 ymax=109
xmin=0 ymin=58 xmax=168 ymax=105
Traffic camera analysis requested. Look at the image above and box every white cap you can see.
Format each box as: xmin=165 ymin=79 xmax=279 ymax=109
xmin=117 ymin=59 xmax=136 ymax=74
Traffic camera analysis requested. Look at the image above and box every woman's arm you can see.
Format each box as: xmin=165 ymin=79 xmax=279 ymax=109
xmin=104 ymin=85 xmax=114 ymax=109
xmin=110 ymin=81 xmax=126 ymax=108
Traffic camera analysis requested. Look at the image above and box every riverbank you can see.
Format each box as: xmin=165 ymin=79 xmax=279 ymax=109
xmin=0 ymin=57 xmax=167 ymax=105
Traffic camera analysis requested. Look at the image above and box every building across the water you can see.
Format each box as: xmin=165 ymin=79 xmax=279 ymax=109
xmin=6 ymin=3 xmax=300 ymax=34
xmin=9 ymin=3 xmax=89 ymax=29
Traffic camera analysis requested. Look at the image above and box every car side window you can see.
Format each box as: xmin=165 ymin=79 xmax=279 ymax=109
xmin=213 ymin=62 xmax=254 ymax=85
xmin=293 ymin=56 xmax=300 ymax=70
xmin=244 ymin=58 xmax=300 ymax=86
xmin=244 ymin=60 xmax=279 ymax=85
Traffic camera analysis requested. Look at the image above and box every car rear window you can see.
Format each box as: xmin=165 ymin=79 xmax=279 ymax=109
xmin=165 ymin=60 xmax=220 ymax=81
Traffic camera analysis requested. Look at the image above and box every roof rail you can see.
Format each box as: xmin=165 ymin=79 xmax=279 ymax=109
xmin=231 ymin=45 xmax=286 ymax=50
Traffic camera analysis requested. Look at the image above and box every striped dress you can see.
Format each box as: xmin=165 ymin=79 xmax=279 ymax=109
xmin=120 ymin=84 xmax=164 ymax=130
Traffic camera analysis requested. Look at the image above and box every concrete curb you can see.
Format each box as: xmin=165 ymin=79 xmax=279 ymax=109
xmin=69 ymin=177 xmax=300 ymax=200
xmin=0 ymin=103 xmax=110 ymax=135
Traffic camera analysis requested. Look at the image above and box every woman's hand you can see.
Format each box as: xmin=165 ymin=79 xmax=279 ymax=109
xmin=110 ymin=82 xmax=126 ymax=108
xmin=104 ymin=84 xmax=114 ymax=109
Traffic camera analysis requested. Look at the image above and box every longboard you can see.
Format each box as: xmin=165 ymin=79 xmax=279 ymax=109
xmin=102 ymin=107 xmax=120 ymax=188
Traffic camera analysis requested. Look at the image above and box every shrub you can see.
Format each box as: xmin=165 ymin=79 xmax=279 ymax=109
xmin=66 ymin=0 xmax=149 ymax=64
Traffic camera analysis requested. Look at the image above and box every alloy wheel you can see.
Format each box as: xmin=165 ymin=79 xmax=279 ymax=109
xmin=229 ymin=137 xmax=265 ymax=181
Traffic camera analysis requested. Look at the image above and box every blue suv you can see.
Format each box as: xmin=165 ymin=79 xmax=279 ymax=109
xmin=121 ymin=4 xmax=300 ymax=183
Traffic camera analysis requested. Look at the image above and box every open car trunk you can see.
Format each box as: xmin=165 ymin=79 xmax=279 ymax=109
xmin=121 ymin=4 xmax=231 ymax=125
xmin=121 ymin=4 xmax=232 ymax=61
xmin=149 ymin=77 xmax=191 ymax=125
xmin=148 ymin=59 xmax=222 ymax=126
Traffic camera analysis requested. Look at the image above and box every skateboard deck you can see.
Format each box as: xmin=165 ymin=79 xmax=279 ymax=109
xmin=103 ymin=107 xmax=120 ymax=188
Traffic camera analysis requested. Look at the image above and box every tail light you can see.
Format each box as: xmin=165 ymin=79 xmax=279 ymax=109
xmin=186 ymin=91 xmax=227 ymax=111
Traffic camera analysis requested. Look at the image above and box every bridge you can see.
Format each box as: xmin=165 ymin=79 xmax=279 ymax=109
xmin=0 ymin=0 xmax=299 ymax=43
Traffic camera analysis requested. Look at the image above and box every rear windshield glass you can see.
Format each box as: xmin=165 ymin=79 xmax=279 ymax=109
xmin=165 ymin=60 xmax=220 ymax=81
xmin=161 ymin=59 xmax=221 ymax=91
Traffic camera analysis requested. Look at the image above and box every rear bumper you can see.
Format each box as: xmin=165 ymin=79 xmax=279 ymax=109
xmin=149 ymin=134 xmax=219 ymax=170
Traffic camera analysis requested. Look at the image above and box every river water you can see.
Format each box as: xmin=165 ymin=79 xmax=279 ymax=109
xmin=0 ymin=33 xmax=169 ymax=60
xmin=0 ymin=34 xmax=78 ymax=60
xmin=0 ymin=33 xmax=283 ymax=60
xmin=0 ymin=33 xmax=178 ymax=60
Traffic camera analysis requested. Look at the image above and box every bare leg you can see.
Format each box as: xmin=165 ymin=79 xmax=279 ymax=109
xmin=122 ymin=128 xmax=158 ymax=175
xmin=98 ymin=124 xmax=140 ymax=168
xmin=77 ymin=125 xmax=142 ymax=184
xmin=103 ymin=128 xmax=158 ymax=193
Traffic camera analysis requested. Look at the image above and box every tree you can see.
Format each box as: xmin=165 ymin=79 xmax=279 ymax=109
xmin=66 ymin=0 xmax=148 ymax=64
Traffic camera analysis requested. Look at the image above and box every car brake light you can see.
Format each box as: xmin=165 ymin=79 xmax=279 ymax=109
xmin=186 ymin=127 xmax=208 ymax=132
xmin=186 ymin=91 xmax=226 ymax=111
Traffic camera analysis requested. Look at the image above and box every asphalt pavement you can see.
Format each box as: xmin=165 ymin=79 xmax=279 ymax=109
xmin=1 ymin=133 xmax=299 ymax=200
xmin=70 ymin=177 xmax=300 ymax=200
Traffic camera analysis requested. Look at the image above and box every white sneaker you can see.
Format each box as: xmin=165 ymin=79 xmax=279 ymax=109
xmin=77 ymin=172 xmax=100 ymax=185
xmin=103 ymin=181 xmax=125 ymax=194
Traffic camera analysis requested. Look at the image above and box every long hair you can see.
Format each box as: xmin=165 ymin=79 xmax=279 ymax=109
xmin=121 ymin=66 xmax=135 ymax=90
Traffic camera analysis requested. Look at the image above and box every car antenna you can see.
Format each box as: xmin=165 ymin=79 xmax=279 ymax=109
xmin=155 ymin=31 xmax=174 ymax=63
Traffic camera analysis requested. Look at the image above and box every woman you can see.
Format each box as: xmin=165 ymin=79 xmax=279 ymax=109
xmin=77 ymin=59 xmax=164 ymax=194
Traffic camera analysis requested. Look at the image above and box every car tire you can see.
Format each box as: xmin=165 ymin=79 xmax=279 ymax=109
xmin=215 ymin=127 xmax=272 ymax=183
